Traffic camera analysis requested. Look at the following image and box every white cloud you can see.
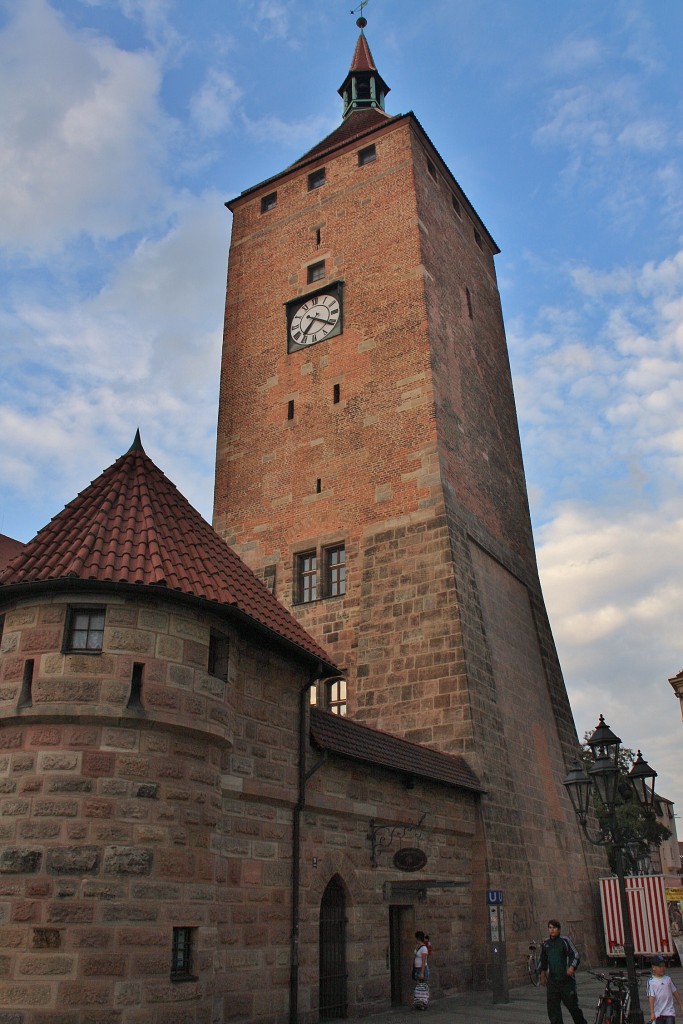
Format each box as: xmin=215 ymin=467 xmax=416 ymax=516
xmin=190 ymin=70 xmax=243 ymax=137
xmin=0 ymin=0 xmax=175 ymax=255
xmin=243 ymin=113 xmax=334 ymax=150
xmin=544 ymin=36 xmax=603 ymax=74
xmin=537 ymin=499 xmax=683 ymax=807
xmin=511 ymin=245 xmax=683 ymax=808
xmin=0 ymin=190 xmax=228 ymax=532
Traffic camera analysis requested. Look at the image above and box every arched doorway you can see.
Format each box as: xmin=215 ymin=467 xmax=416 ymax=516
xmin=319 ymin=875 xmax=347 ymax=1019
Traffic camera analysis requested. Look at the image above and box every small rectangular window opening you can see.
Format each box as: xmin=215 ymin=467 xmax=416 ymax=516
xmin=466 ymin=287 xmax=474 ymax=319
xmin=18 ymin=659 xmax=34 ymax=709
xmin=427 ymin=158 xmax=437 ymax=181
xmin=358 ymin=144 xmax=376 ymax=166
xmin=171 ymin=927 xmax=196 ymax=982
xmin=326 ymin=545 xmax=346 ymax=598
xmin=208 ymin=631 xmax=229 ymax=682
xmin=287 ymin=399 xmax=295 ymax=421
xmin=308 ymin=168 xmax=326 ymax=191
xmin=315 ymin=228 xmax=321 ymax=246
xmin=333 ymin=383 xmax=340 ymax=404
xmin=307 ymin=260 xmax=325 ymax=284
xmin=316 ymin=478 xmax=322 ymax=494
xmin=127 ymin=663 xmax=144 ymax=710
xmin=297 ymin=552 xmax=318 ymax=604
xmin=474 ymin=228 xmax=484 ymax=250
xmin=65 ymin=607 xmax=105 ymax=653
xmin=260 ymin=191 xmax=277 ymax=213
xmin=328 ymin=678 xmax=347 ymax=716
xmin=451 ymin=194 xmax=461 ymax=216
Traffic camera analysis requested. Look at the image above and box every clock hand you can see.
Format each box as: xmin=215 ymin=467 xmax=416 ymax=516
xmin=302 ymin=314 xmax=329 ymax=334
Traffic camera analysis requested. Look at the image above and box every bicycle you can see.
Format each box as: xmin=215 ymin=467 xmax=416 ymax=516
xmin=527 ymin=940 xmax=542 ymax=986
xmin=587 ymin=970 xmax=632 ymax=1024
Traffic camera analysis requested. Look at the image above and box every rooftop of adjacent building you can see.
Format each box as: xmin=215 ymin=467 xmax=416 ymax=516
xmin=0 ymin=429 xmax=336 ymax=670
xmin=0 ymin=429 xmax=483 ymax=795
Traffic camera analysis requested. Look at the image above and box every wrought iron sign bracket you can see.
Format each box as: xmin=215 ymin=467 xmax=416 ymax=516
xmin=368 ymin=813 xmax=426 ymax=868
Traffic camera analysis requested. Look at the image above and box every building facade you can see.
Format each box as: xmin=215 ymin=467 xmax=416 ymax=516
xmin=214 ymin=18 xmax=605 ymax=983
xmin=0 ymin=436 xmax=485 ymax=1023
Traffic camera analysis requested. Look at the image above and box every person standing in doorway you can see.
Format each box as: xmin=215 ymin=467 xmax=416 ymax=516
xmin=413 ymin=931 xmax=429 ymax=982
xmin=539 ymin=919 xmax=587 ymax=1024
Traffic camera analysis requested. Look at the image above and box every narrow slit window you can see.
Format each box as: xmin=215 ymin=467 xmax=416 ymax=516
xmin=466 ymin=287 xmax=474 ymax=319
xmin=427 ymin=158 xmax=437 ymax=181
xmin=316 ymin=478 xmax=322 ymax=494
xmin=208 ymin=631 xmax=229 ymax=682
xmin=171 ymin=927 xmax=196 ymax=982
xmin=451 ymin=194 xmax=461 ymax=216
xmin=315 ymin=228 xmax=322 ymax=246
xmin=333 ymin=383 xmax=340 ymax=404
xmin=18 ymin=659 xmax=34 ymax=709
xmin=288 ymin=399 xmax=295 ymax=421
xmin=127 ymin=663 xmax=144 ymax=710
xmin=474 ymin=228 xmax=484 ymax=250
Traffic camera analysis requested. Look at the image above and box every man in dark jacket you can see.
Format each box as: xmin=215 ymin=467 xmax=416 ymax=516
xmin=539 ymin=919 xmax=588 ymax=1024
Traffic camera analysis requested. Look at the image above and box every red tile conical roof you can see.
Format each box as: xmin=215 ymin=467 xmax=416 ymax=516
xmin=0 ymin=434 xmax=336 ymax=669
xmin=349 ymin=32 xmax=377 ymax=73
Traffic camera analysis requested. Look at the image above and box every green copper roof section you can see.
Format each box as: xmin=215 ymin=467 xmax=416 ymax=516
xmin=338 ymin=19 xmax=390 ymax=120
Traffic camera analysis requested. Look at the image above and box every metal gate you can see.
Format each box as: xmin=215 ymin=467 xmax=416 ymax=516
xmin=319 ymin=876 xmax=347 ymax=1020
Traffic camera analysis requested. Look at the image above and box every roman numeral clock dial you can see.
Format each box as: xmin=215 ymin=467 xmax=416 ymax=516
xmin=286 ymin=283 xmax=343 ymax=353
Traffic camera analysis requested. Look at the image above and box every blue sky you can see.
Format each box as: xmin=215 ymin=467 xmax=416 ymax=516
xmin=1 ymin=0 xmax=682 ymax=816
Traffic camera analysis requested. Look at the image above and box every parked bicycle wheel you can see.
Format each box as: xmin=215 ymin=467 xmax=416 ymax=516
xmin=528 ymin=952 xmax=540 ymax=986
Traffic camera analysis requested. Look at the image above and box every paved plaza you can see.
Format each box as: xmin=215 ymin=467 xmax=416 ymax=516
xmin=367 ymin=966 xmax=683 ymax=1023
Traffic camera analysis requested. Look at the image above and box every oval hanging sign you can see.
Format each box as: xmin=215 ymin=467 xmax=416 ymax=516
xmin=393 ymin=847 xmax=428 ymax=872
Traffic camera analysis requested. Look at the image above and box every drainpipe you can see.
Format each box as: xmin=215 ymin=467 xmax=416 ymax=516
xmin=289 ymin=669 xmax=345 ymax=1024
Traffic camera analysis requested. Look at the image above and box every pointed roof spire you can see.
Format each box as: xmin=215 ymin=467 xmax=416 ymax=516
xmin=338 ymin=11 xmax=390 ymax=120
xmin=128 ymin=428 xmax=144 ymax=453
xmin=0 ymin=441 xmax=336 ymax=670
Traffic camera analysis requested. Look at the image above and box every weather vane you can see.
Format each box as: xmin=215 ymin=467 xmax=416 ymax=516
xmin=351 ymin=0 xmax=370 ymax=25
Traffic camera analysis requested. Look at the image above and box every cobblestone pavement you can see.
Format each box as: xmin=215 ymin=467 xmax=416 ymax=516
xmin=365 ymin=966 xmax=683 ymax=1023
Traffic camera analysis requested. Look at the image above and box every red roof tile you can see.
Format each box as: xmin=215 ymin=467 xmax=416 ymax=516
xmin=349 ymin=32 xmax=377 ymax=73
xmin=310 ymin=707 xmax=483 ymax=793
xmin=0 ymin=435 xmax=336 ymax=670
xmin=287 ymin=107 xmax=398 ymax=172
xmin=0 ymin=534 xmax=25 ymax=571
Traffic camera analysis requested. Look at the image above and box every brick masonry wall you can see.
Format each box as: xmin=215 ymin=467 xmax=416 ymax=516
xmin=296 ymin=754 xmax=479 ymax=1019
xmin=0 ymin=591 xmax=235 ymax=1023
xmin=0 ymin=587 xmax=483 ymax=1023
xmin=212 ymin=111 xmax=605 ymax=983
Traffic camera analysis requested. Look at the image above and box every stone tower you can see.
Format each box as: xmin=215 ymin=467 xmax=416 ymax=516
xmin=214 ymin=21 xmax=603 ymax=967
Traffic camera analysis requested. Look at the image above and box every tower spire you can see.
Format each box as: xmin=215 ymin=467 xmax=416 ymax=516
xmin=338 ymin=8 xmax=390 ymax=120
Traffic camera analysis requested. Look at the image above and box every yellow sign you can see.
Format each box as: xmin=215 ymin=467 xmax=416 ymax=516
xmin=666 ymin=888 xmax=683 ymax=902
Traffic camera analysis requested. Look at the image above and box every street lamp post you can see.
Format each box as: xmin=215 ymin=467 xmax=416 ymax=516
xmin=563 ymin=716 xmax=657 ymax=1024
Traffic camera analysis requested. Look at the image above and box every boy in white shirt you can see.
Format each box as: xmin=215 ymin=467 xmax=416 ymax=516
xmin=647 ymin=955 xmax=683 ymax=1024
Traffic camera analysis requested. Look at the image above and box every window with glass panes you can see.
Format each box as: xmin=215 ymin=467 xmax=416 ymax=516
xmin=326 ymin=546 xmax=346 ymax=597
xmin=171 ymin=927 xmax=195 ymax=981
xmin=297 ymin=551 xmax=318 ymax=603
xmin=328 ymin=677 xmax=347 ymax=716
xmin=65 ymin=607 xmax=105 ymax=652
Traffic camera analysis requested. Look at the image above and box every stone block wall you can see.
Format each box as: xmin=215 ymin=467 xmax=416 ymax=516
xmin=0 ymin=590 xmax=241 ymax=1023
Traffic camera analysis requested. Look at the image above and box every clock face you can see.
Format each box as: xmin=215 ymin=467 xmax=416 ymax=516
xmin=289 ymin=293 xmax=341 ymax=348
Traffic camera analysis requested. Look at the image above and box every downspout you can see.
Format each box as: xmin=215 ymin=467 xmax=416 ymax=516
xmin=289 ymin=669 xmax=345 ymax=1024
